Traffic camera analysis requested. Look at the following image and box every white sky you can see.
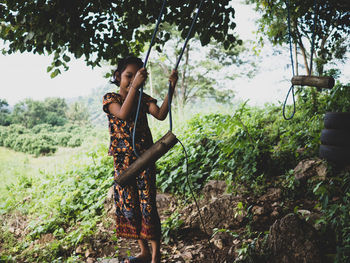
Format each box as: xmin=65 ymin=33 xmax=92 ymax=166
xmin=0 ymin=52 xmax=107 ymax=105
xmin=0 ymin=1 xmax=349 ymax=106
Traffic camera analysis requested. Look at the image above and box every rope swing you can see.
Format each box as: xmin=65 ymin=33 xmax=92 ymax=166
xmin=282 ymin=0 xmax=335 ymax=120
xmin=116 ymin=0 xmax=205 ymax=187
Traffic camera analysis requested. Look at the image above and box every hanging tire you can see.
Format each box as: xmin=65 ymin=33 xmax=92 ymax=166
xmin=324 ymin=112 xmax=350 ymax=130
xmin=319 ymin=145 xmax=350 ymax=165
xmin=320 ymin=129 xmax=350 ymax=147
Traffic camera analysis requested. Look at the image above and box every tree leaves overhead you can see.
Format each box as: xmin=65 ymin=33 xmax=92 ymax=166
xmin=0 ymin=0 xmax=237 ymax=76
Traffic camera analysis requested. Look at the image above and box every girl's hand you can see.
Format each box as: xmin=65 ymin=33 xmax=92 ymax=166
xmin=132 ymin=68 xmax=148 ymax=89
xmin=169 ymin=69 xmax=178 ymax=90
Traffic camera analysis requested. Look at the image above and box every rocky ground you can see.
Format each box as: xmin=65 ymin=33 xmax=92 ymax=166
xmin=74 ymin=158 xmax=342 ymax=263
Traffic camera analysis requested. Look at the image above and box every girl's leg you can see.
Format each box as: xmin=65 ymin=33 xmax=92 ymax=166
xmin=124 ymin=240 xmax=151 ymax=263
xmin=150 ymin=239 xmax=161 ymax=263
xmin=137 ymin=239 xmax=151 ymax=259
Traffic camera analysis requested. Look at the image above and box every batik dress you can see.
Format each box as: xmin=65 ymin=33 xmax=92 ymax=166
xmin=103 ymin=92 xmax=161 ymax=240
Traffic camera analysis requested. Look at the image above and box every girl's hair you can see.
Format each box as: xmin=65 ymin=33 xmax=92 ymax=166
xmin=111 ymin=56 xmax=143 ymax=86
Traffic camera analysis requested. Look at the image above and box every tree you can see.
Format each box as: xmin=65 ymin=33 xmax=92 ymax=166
xmin=43 ymin=97 xmax=68 ymax=125
xmin=12 ymin=99 xmax=46 ymax=128
xmin=11 ymin=97 xmax=68 ymax=128
xmin=145 ymin=24 xmax=255 ymax=107
xmin=0 ymin=0 xmax=239 ymax=78
xmin=66 ymin=101 xmax=90 ymax=125
xmin=0 ymin=98 xmax=11 ymax=125
xmin=247 ymin=0 xmax=350 ymax=75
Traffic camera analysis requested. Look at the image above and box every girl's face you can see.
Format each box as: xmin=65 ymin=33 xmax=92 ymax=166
xmin=117 ymin=63 xmax=141 ymax=90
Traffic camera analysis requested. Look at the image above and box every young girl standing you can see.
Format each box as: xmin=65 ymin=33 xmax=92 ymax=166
xmin=103 ymin=56 xmax=178 ymax=263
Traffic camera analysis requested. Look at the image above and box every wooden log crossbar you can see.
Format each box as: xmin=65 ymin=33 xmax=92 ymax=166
xmin=115 ymin=131 xmax=178 ymax=187
xmin=291 ymin=75 xmax=335 ymax=89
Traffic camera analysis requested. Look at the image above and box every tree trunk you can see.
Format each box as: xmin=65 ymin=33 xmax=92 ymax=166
xmin=294 ymin=42 xmax=299 ymax=76
xmin=295 ymin=23 xmax=310 ymax=75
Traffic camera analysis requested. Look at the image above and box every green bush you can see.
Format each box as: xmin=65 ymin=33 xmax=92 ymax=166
xmin=67 ymin=135 xmax=82 ymax=147
xmin=0 ymin=123 xmax=88 ymax=156
xmin=54 ymin=132 xmax=72 ymax=147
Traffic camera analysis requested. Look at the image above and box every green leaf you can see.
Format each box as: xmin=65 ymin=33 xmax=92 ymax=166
xmin=63 ymin=54 xmax=71 ymax=63
xmin=50 ymin=68 xmax=61 ymax=78
xmin=47 ymin=65 xmax=53 ymax=73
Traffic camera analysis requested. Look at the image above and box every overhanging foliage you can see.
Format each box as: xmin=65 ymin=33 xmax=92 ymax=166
xmin=0 ymin=0 xmax=238 ymax=77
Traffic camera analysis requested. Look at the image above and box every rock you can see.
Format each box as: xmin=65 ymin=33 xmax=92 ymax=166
xmin=184 ymin=194 xmax=243 ymax=235
xmin=202 ymin=180 xmax=227 ymax=201
xmin=156 ymin=193 xmax=175 ymax=210
xmin=252 ymin=206 xmax=265 ymax=215
xmin=258 ymin=188 xmax=281 ymax=203
xmin=267 ymin=213 xmax=323 ymax=263
xmin=294 ymin=159 xmax=327 ymax=181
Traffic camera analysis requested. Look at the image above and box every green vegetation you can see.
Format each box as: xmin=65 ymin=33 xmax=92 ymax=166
xmin=0 ymin=123 xmax=92 ymax=156
xmin=1 ymin=80 xmax=349 ymax=262
xmin=0 ymin=96 xmax=96 ymax=156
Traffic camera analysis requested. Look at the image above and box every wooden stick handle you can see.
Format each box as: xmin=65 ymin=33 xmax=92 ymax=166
xmin=291 ymin=75 xmax=335 ymax=89
xmin=115 ymin=131 xmax=178 ymax=187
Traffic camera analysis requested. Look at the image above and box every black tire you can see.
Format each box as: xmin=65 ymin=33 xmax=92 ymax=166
xmin=319 ymin=145 xmax=350 ymax=165
xmin=320 ymin=129 xmax=350 ymax=147
xmin=324 ymin=112 xmax=350 ymax=130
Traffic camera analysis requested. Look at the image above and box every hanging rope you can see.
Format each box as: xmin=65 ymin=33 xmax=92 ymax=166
xmin=282 ymin=0 xmax=296 ymax=120
xmin=133 ymin=0 xmax=167 ymax=157
xmin=167 ymin=0 xmax=205 ymax=131
xmin=283 ymin=0 xmax=318 ymax=120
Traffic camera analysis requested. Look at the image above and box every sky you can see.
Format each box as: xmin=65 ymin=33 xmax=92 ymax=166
xmin=0 ymin=1 xmax=349 ymax=107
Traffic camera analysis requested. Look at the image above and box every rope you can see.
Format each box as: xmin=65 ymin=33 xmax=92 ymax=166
xmin=282 ymin=0 xmax=296 ymax=120
xmin=178 ymin=138 xmax=218 ymax=262
xmin=282 ymin=0 xmax=319 ymax=120
xmin=168 ymin=0 xmax=205 ymax=131
xmin=133 ymin=0 xmax=167 ymax=157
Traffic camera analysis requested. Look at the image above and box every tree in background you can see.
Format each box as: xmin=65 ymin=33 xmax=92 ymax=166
xmin=11 ymin=97 xmax=68 ymax=128
xmin=145 ymin=24 xmax=257 ymax=107
xmin=12 ymin=99 xmax=46 ymax=128
xmin=0 ymin=0 xmax=238 ymax=77
xmin=66 ymin=101 xmax=90 ymax=125
xmin=246 ymin=0 xmax=350 ymax=76
xmin=43 ymin=97 xmax=68 ymax=126
xmin=0 ymin=98 xmax=11 ymax=126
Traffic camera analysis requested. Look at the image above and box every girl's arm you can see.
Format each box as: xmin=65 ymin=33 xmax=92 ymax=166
xmin=149 ymin=70 xmax=178 ymax=120
xmin=108 ymin=68 xmax=147 ymax=120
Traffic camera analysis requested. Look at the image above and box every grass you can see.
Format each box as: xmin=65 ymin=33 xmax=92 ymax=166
xmin=0 ymin=128 xmax=109 ymax=198
xmin=0 ymin=147 xmax=34 ymax=194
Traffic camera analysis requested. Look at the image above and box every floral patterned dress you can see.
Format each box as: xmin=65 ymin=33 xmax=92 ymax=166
xmin=103 ymin=92 xmax=161 ymax=240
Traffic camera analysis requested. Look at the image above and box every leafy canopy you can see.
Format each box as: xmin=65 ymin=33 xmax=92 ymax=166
xmin=0 ymin=0 xmax=238 ymax=77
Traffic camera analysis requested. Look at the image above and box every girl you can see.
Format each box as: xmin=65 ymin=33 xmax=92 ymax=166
xmin=103 ymin=56 xmax=178 ymax=263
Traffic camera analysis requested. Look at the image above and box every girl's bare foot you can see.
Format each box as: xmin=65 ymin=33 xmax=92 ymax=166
xmin=123 ymin=253 xmax=151 ymax=263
